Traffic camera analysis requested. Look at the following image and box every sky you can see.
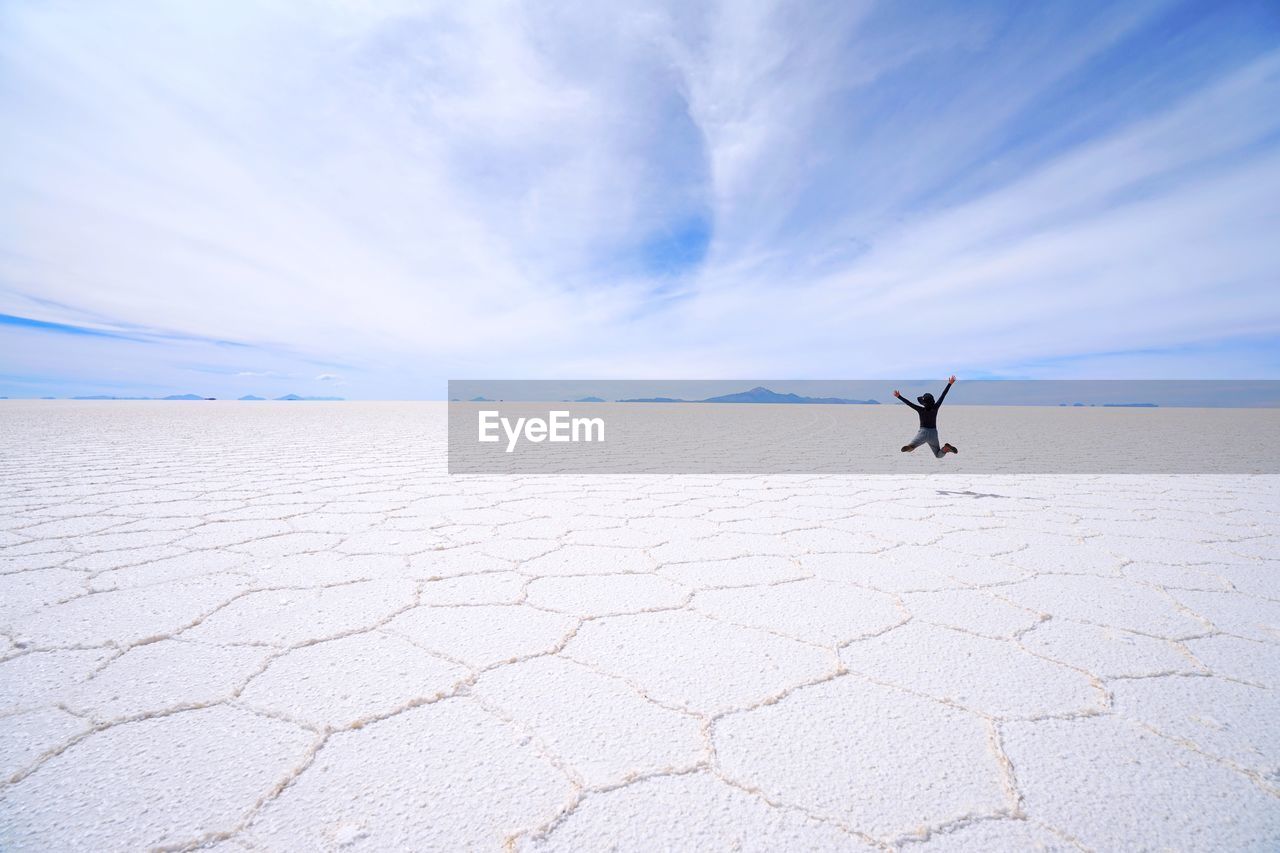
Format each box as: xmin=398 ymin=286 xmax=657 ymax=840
xmin=2 ymin=0 xmax=1279 ymax=399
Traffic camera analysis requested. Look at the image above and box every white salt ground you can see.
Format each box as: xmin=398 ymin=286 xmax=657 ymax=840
xmin=0 ymin=401 xmax=1276 ymax=851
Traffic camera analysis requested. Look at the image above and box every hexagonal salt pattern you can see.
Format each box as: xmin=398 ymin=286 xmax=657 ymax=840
xmin=692 ymin=578 xmax=903 ymax=645
xmin=714 ymin=676 xmax=1011 ymax=842
xmin=840 ymin=622 xmax=1102 ymax=719
xmin=238 ymin=632 xmax=469 ymax=729
xmin=0 ymin=707 xmax=90 ymax=780
xmin=239 ymin=699 xmax=571 ymax=850
xmin=520 ymin=770 xmax=867 ymax=850
xmin=0 ymin=706 xmax=313 ymax=850
xmin=385 ymin=603 xmax=577 ymax=668
xmin=65 ymin=640 xmax=271 ymax=721
xmin=1 ymin=402 xmax=1277 ymax=850
xmin=472 ymin=655 xmax=704 ymax=787
xmin=1001 ymin=715 xmax=1280 ymax=851
xmin=562 ymin=610 xmax=834 ymax=714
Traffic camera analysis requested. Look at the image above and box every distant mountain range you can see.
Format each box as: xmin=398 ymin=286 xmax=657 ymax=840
xmin=65 ymin=392 xmax=345 ymax=401
xmin=702 ymin=386 xmax=879 ymax=404
xmin=72 ymin=393 xmax=211 ymax=400
xmin=274 ymin=394 xmax=345 ymax=401
xmin=617 ymin=396 xmax=687 ymax=403
xmin=617 ymin=386 xmax=879 ymax=405
xmin=1060 ymin=402 xmax=1159 ymax=407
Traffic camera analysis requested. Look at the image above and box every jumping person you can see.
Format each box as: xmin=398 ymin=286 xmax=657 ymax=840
xmin=894 ymin=376 xmax=958 ymax=457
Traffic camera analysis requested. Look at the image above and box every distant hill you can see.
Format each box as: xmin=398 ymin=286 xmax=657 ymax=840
xmin=618 ymin=386 xmax=880 ymax=404
xmin=574 ymin=396 xmax=605 ymax=402
xmin=701 ymin=386 xmax=879 ymax=405
xmin=618 ymin=397 xmax=689 ymax=403
xmin=1067 ymin=402 xmax=1159 ymax=407
xmin=72 ymin=395 xmax=151 ymax=400
xmin=470 ymin=396 xmax=493 ymax=402
xmin=62 ymin=392 xmax=343 ymax=401
xmin=72 ymin=393 xmax=219 ymax=400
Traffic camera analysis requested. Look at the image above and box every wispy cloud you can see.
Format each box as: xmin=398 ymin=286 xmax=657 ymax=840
xmin=0 ymin=313 xmax=144 ymax=342
xmin=1 ymin=0 xmax=1278 ymax=397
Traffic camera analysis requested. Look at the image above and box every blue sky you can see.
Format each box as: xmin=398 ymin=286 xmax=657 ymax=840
xmin=2 ymin=0 xmax=1279 ymax=399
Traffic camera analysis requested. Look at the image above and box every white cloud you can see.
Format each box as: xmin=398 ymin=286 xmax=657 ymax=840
xmin=1 ymin=0 xmax=1278 ymax=397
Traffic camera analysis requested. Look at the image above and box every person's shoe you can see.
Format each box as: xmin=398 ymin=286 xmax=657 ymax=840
xmin=901 ymin=445 xmax=915 ymax=452
xmin=943 ymin=443 xmax=958 ymax=454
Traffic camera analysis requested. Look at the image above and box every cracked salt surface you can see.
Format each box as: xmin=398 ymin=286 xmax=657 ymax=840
xmin=0 ymin=401 xmax=1278 ymax=850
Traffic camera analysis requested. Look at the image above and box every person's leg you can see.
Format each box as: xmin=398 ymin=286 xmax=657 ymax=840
xmin=902 ymin=429 xmax=928 ymax=452
xmin=924 ymin=429 xmax=946 ymax=458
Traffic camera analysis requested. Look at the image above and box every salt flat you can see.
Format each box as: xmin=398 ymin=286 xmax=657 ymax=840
xmin=1 ymin=401 xmax=1277 ymax=851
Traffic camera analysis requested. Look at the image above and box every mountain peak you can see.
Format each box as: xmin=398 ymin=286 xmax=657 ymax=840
xmin=701 ymin=386 xmax=879 ymax=405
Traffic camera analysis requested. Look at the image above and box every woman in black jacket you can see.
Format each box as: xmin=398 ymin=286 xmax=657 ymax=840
xmin=894 ymin=376 xmax=958 ymax=457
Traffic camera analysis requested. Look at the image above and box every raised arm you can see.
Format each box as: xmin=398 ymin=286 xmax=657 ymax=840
xmin=935 ymin=375 xmax=956 ymax=407
xmin=893 ymin=390 xmax=922 ymax=411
